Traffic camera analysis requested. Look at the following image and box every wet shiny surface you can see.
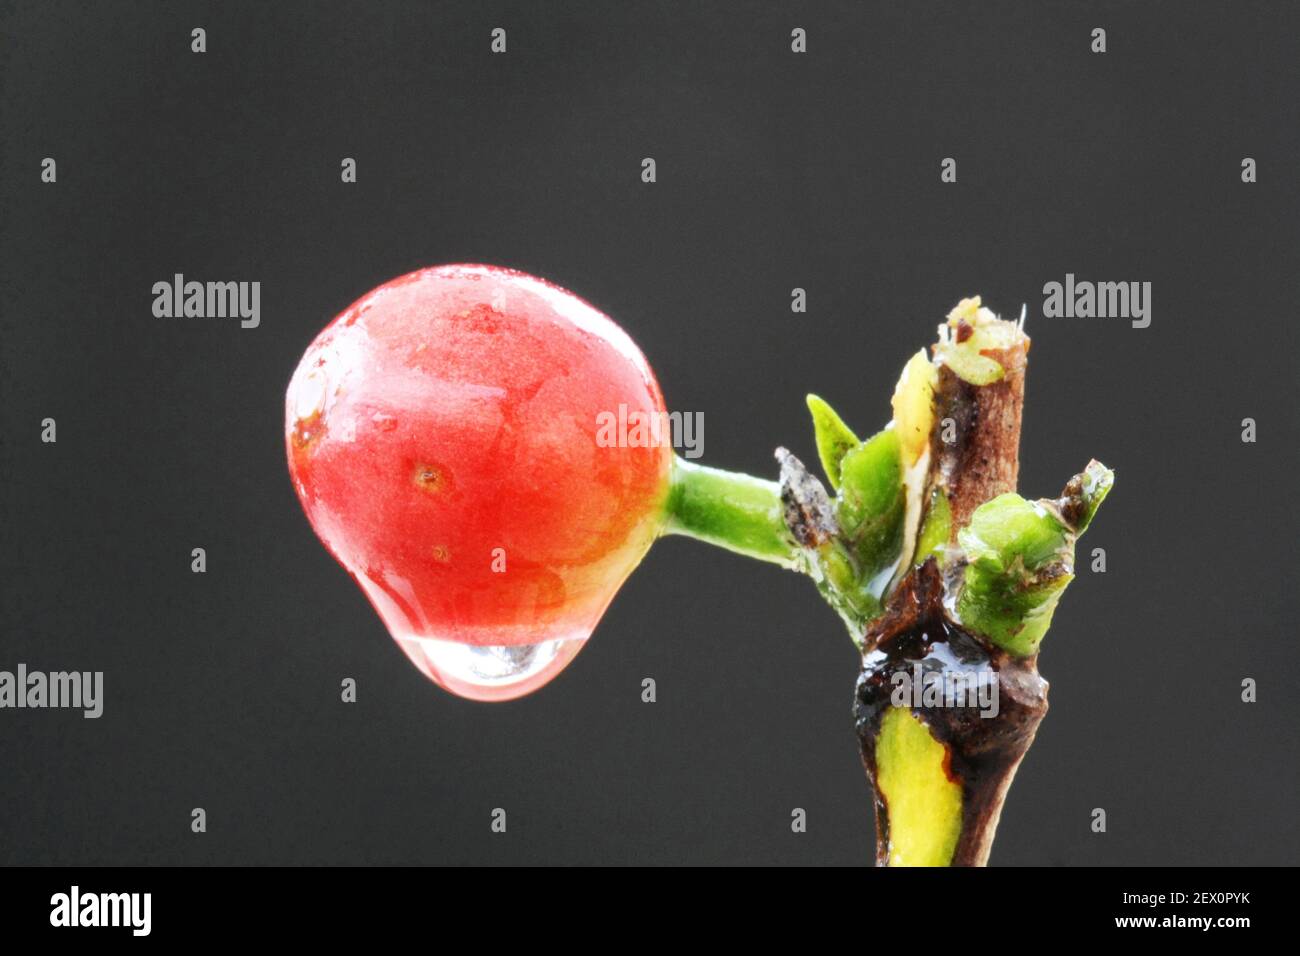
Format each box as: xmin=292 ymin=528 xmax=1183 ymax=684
xmin=854 ymin=560 xmax=1048 ymax=865
xmin=286 ymin=265 xmax=673 ymax=699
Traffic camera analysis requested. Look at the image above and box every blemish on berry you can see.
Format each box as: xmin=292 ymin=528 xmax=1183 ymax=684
xmin=292 ymin=411 xmax=324 ymax=451
xmin=955 ymin=319 xmax=974 ymax=343
xmin=413 ymin=462 xmax=451 ymax=493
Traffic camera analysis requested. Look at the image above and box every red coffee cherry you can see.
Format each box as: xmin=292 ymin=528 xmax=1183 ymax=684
xmin=286 ymin=265 xmax=672 ymax=700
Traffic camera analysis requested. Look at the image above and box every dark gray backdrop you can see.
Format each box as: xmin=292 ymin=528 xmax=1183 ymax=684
xmin=2 ymin=1 xmax=1297 ymax=865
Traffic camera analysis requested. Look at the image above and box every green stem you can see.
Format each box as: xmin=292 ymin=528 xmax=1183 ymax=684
xmin=664 ymin=457 xmax=799 ymax=567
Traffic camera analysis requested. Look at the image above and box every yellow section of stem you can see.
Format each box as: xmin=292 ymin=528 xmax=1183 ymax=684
xmin=874 ymin=708 xmax=963 ymax=867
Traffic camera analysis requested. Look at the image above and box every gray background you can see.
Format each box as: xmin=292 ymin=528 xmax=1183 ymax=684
xmin=2 ymin=1 xmax=1297 ymax=865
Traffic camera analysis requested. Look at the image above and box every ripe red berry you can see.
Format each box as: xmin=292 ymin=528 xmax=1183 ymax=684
xmin=286 ymin=265 xmax=672 ymax=700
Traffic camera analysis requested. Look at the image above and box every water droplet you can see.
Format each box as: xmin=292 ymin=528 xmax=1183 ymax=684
xmin=394 ymin=633 xmax=588 ymax=702
xmin=354 ymin=568 xmax=588 ymax=701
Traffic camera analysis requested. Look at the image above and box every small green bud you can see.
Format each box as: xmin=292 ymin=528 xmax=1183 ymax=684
xmin=836 ymin=429 xmax=903 ymax=536
xmin=806 ymin=394 xmax=860 ymax=491
xmin=954 ymin=462 xmax=1113 ymax=658
xmin=960 ymin=494 xmax=1071 ymax=574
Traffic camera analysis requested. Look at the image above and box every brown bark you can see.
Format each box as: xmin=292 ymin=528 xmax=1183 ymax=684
xmin=854 ymin=560 xmax=1048 ymax=867
xmin=929 ymin=337 xmax=1029 ymax=544
xmin=856 ymin=328 xmax=1037 ymax=866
